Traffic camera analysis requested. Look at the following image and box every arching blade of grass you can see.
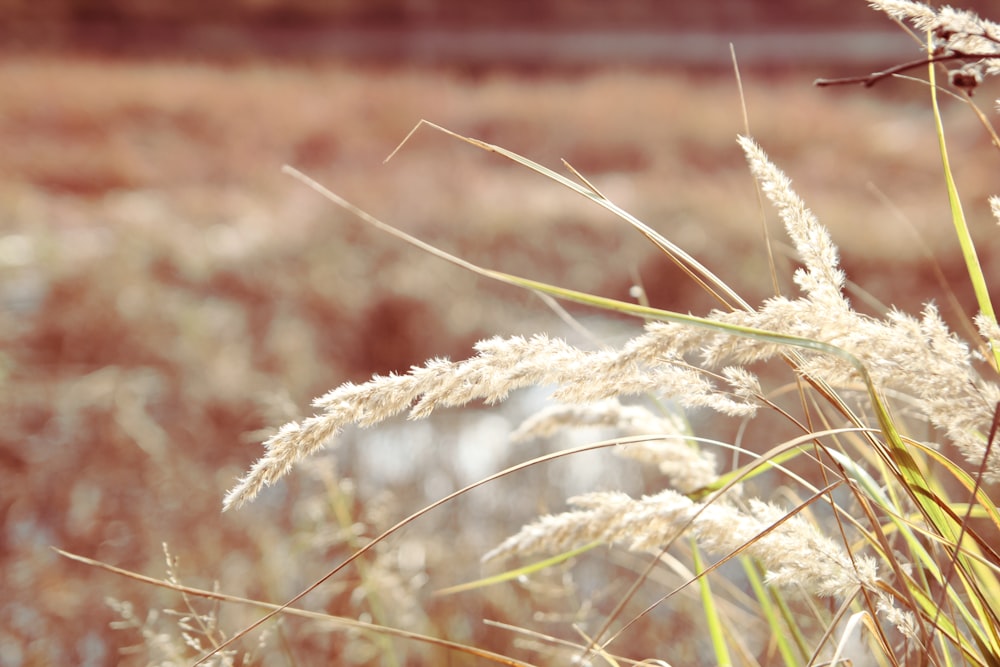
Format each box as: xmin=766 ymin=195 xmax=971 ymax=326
xmin=288 ymin=146 xmax=968 ymax=530
xmin=387 ymin=120 xmax=751 ymax=312
xmin=926 ymin=50 xmax=1000 ymax=372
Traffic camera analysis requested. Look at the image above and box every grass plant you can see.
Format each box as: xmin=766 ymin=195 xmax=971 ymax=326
xmin=38 ymin=1 xmax=1000 ymax=665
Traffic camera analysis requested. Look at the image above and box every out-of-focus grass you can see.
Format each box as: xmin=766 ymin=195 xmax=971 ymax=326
xmin=1 ymin=56 xmax=997 ymax=665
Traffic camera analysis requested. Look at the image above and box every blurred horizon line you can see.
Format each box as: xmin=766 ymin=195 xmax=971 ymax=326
xmin=1 ymin=24 xmax=918 ymax=68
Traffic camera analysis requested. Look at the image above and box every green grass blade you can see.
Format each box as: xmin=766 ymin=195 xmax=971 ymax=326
xmin=927 ymin=51 xmax=1000 ymax=371
xmin=693 ymin=541 xmax=733 ymax=667
xmin=433 ymin=542 xmax=600 ymax=596
xmin=742 ymin=557 xmax=805 ymax=666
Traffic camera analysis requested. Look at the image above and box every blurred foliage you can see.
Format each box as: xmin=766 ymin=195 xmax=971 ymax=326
xmin=3 ymin=0 xmax=996 ymax=28
xmin=2 ymin=55 xmax=999 ymax=664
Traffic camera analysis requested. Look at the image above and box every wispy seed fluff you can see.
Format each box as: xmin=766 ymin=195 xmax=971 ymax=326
xmin=868 ymin=0 xmax=937 ymax=26
xmin=869 ymin=0 xmax=1000 ymax=47
xmin=224 ymin=331 xmax=757 ymax=510
xmin=738 ymin=135 xmax=845 ymax=305
xmin=484 ymin=492 xmax=878 ymax=602
xmin=869 ymin=1 xmax=1000 ymax=81
xmin=512 ymin=399 xmax=725 ymax=496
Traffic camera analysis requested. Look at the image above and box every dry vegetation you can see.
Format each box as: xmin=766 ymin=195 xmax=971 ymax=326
xmin=2 ymin=48 xmax=999 ymax=664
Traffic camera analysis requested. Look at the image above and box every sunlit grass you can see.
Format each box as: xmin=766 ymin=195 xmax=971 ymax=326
xmin=10 ymin=5 xmax=1000 ymax=664
xmin=175 ymin=5 xmax=1000 ymax=663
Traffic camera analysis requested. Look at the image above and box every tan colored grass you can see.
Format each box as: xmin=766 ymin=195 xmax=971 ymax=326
xmin=8 ymin=28 xmax=1000 ymax=662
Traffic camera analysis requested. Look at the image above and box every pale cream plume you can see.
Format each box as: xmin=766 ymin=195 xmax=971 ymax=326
xmin=485 ymin=493 xmax=879 ymax=602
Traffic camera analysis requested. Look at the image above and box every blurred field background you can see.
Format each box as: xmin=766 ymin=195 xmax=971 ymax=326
xmin=3 ymin=1 xmax=1000 ymax=665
